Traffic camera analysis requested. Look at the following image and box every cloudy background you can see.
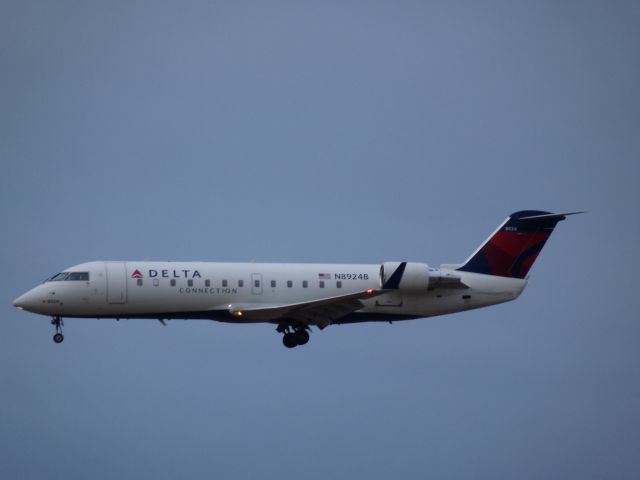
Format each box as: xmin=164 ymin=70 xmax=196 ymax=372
xmin=1 ymin=1 xmax=638 ymax=478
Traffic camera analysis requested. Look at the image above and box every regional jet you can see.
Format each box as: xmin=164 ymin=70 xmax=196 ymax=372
xmin=13 ymin=210 xmax=581 ymax=348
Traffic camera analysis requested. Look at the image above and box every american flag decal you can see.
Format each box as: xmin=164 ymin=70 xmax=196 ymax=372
xmin=318 ymin=273 xmax=331 ymax=280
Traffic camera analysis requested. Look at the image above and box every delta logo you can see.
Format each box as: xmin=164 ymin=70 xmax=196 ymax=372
xmin=131 ymin=269 xmax=144 ymax=279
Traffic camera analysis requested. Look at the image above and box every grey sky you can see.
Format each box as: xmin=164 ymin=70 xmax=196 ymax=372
xmin=1 ymin=1 xmax=639 ymax=479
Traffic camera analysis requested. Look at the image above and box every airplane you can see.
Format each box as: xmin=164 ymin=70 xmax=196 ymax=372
xmin=13 ymin=210 xmax=581 ymax=348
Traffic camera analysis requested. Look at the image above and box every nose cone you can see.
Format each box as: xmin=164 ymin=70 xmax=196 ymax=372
xmin=13 ymin=290 xmax=39 ymax=312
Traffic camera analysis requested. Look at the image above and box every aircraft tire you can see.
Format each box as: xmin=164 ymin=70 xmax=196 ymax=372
xmin=282 ymin=333 xmax=297 ymax=349
xmin=295 ymin=330 xmax=309 ymax=346
xmin=53 ymin=333 xmax=64 ymax=344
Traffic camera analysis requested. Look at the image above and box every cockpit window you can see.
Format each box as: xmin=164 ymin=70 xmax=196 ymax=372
xmin=47 ymin=272 xmax=89 ymax=282
xmin=48 ymin=272 xmax=69 ymax=282
xmin=67 ymin=272 xmax=89 ymax=281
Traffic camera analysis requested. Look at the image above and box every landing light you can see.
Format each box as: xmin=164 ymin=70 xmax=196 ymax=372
xmin=16 ymin=306 xmax=24 ymax=310
xmin=234 ymin=311 xmax=243 ymax=317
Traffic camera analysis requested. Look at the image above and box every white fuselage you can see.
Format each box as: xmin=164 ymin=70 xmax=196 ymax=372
xmin=13 ymin=210 xmax=576 ymax=347
xmin=15 ymin=261 xmax=527 ymax=325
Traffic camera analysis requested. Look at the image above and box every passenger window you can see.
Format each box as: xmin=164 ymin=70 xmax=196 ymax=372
xmin=337 ymin=281 xmax=342 ymax=288
xmin=287 ymin=280 xmax=292 ymax=288
xmin=302 ymin=280 xmax=308 ymax=288
xmin=271 ymin=280 xmax=276 ymax=288
xmin=238 ymin=280 xmax=244 ymax=287
xmin=319 ymin=281 xmax=325 ymax=288
xmin=170 ymin=279 xmax=176 ymax=287
xmin=137 ymin=279 xmax=143 ymax=286
xmin=187 ymin=279 xmax=193 ymax=287
xmin=222 ymin=280 xmax=228 ymax=287
xmin=254 ymin=280 xmax=260 ymax=288
xmin=205 ymin=279 xmax=211 ymax=287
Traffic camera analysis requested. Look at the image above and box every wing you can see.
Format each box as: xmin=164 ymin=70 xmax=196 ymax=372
xmin=225 ymin=268 xmax=469 ymax=328
xmin=227 ymin=289 xmax=386 ymax=328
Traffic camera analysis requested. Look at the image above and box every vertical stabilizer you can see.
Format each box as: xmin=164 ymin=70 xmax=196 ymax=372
xmin=457 ymin=211 xmax=581 ymax=278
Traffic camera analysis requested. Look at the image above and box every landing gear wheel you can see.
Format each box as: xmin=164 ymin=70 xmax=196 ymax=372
xmin=282 ymin=333 xmax=298 ymax=349
xmin=295 ymin=329 xmax=310 ymax=346
xmin=51 ymin=316 xmax=64 ymax=344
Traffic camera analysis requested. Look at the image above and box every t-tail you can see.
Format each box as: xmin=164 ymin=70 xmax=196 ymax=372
xmin=457 ymin=210 xmax=583 ymax=279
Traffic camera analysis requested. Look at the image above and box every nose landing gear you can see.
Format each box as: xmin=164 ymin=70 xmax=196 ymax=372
xmin=51 ymin=316 xmax=64 ymax=343
xmin=277 ymin=323 xmax=310 ymax=348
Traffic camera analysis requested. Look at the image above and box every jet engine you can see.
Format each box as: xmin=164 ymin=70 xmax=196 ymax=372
xmin=379 ymin=262 xmax=430 ymax=291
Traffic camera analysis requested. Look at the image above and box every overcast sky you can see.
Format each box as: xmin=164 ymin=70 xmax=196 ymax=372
xmin=1 ymin=1 xmax=639 ymax=479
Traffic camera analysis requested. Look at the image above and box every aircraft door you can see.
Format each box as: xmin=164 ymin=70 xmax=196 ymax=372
xmin=251 ymin=273 xmax=263 ymax=295
xmin=106 ymin=262 xmax=127 ymax=304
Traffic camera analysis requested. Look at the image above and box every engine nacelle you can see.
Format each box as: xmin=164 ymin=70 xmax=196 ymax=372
xmin=379 ymin=262 xmax=430 ymax=291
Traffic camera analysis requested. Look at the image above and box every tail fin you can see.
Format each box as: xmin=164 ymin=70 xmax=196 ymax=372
xmin=457 ymin=210 xmax=582 ymax=278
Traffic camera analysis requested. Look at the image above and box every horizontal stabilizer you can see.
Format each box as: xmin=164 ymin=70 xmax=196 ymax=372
xmin=518 ymin=211 xmax=585 ymax=221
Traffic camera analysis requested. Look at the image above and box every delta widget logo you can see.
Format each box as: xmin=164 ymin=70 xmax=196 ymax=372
xmin=131 ymin=269 xmax=143 ymax=279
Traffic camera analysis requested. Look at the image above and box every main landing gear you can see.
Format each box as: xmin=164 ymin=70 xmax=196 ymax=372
xmin=277 ymin=323 xmax=310 ymax=349
xmin=52 ymin=316 xmax=64 ymax=343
